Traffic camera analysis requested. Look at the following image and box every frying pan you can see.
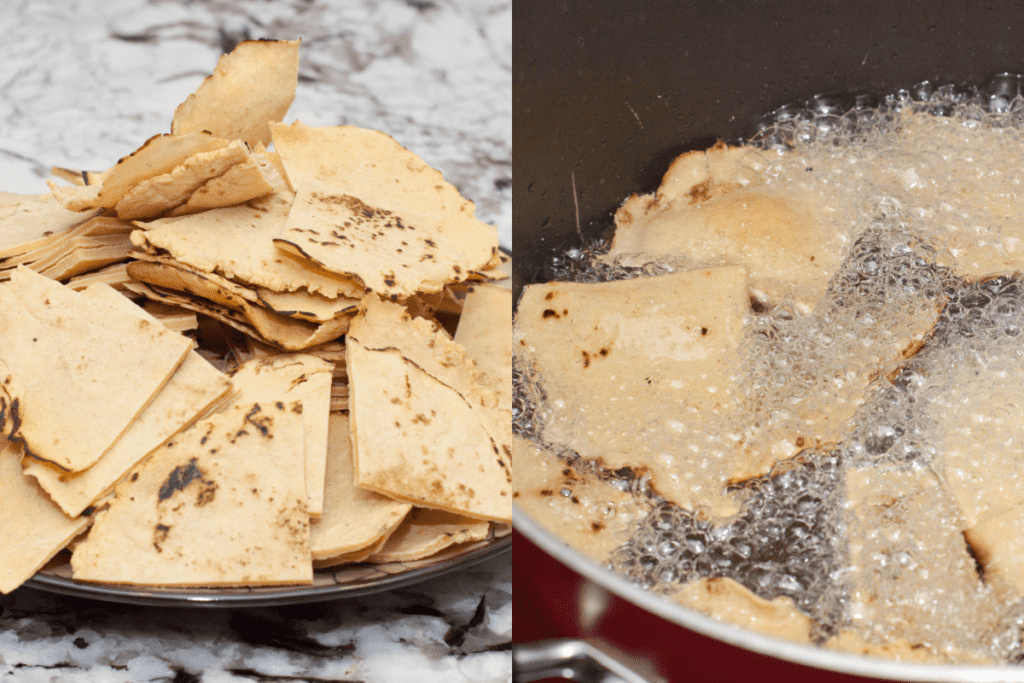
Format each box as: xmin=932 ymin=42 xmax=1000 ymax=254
xmin=513 ymin=0 xmax=1024 ymax=679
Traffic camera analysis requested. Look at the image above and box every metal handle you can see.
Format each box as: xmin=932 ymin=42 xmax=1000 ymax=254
xmin=512 ymin=638 xmax=667 ymax=683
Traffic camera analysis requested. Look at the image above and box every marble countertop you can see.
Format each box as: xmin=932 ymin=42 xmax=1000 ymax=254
xmin=0 ymin=1 xmax=511 ymax=681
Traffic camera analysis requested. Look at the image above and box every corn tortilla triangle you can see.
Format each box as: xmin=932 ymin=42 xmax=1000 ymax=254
xmin=70 ymin=396 xmax=310 ymax=587
xmin=0 ymin=439 xmax=91 ymax=594
xmin=47 ymin=132 xmax=231 ymax=212
xmin=130 ymin=191 xmax=365 ymax=299
xmin=454 ymin=284 xmax=513 ymax=411
xmin=172 ymin=39 xmax=300 ymax=148
xmin=365 ymin=507 xmax=490 ymax=564
xmin=270 ymin=121 xmax=500 ymax=296
xmin=310 ymin=413 xmax=411 ymax=559
xmin=0 ymin=267 xmax=194 ymax=472
xmin=22 ymin=283 xmax=234 ymax=517
xmin=347 ymin=296 xmax=512 ymax=522
xmin=227 ymin=355 xmax=333 ymax=517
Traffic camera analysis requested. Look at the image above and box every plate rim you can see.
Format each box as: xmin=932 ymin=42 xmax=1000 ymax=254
xmin=23 ymin=535 xmax=510 ymax=607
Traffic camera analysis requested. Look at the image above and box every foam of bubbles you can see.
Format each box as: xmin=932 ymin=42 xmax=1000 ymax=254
xmin=515 ymin=85 xmax=1024 ymax=662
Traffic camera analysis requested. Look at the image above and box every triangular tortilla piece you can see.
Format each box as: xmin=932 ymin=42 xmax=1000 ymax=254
xmin=22 ymin=283 xmax=234 ymax=517
xmin=38 ymin=239 xmax=134 ymax=281
xmin=270 ymin=121 xmax=500 ymax=296
xmin=254 ymin=286 xmax=360 ymax=323
xmin=365 ymin=508 xmax=490 ymax=564
xmin=126 ymin=260 xmax=353 ymax=350
xmin=347 ymin=297 xmax=512 ymax=522
xmin=0 ymin=267 xmax=194 ymax=472
xmin=67 ymin=262 xmax=132 ymax=292
xmin=514 ymin=267 xmax=750 ymax=516
xmin=47 ymin=132 xmax=232 ymax=212
xmin=166 ymin=153 xmax=278 ymax=216
xmin=130 ymin=191 xmax=366 ymax=299
xmin=310 ymin=413 xmax=411 ymax=559
xmin=70 ymin=397 xmax=310 ymax=587
xmin=139 ymin=300 xmax=198 ymax=333
xmin=0 ymin=440 xmax=91 ymax=594
xmin=123 ymin=279 xmax=268 ymax=343
xmin=513 ymin=435 xmax=643 ymax=564
xmin=172 ymin=39 xmax=300 ymax=148
xmin=454 ymin=284 xmax=512 ymax=411
xmin=0 ymin=194 xmax=102 ymax=259
xmin=228 ymin=355 xmax=333 ymax=517
xmin=113 ymin=140 xmax=251 ymax=219
xmin=599 ymin=142 xmax=840 ymax=312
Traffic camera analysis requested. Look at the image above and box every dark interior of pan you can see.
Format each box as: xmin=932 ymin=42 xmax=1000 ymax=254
xmin=513 ymin=0 xmax=1024 ymax=304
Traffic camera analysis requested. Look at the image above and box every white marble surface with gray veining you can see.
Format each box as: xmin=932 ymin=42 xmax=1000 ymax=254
xmin=0 ymin=1 xmax=511 ymax=681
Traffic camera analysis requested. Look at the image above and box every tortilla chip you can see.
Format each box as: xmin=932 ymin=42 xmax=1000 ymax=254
xmin=0 ymin=439 xmax=91 ymax=594
xmin=22 ymin=283 xmax=234 ymax=517
xmin=47 ymin=132 xmax=231 ymax=212
xmin=514 ymin=267 xmax=750 ymax=515
xmin=171 ymin=39 xmax=300 ymax=148
xmin=599 ymin=142 xmax=840 ymax=312
xmin=964 ymin=503 xmax=1024 ymax=598
xmin=50 ymin=166 xmax=105 ymax=188
xmin=227 ymin=355 xmax=333 ymax=517
xmin=70 ymin=397 xmax=311 ymax=587
xmin=270 ymin=121 xmax=500 ymax=296
xmin=130 ymin=191 xmax=366 ymax=299
xmin=66 ymin=262 xmax=133 ymax=292
xmin=0 ymin=267 xmax=194 ymax=472
xmin=113 ymin=140 xmax=251 ymax=219
xmin=347 ymin=296 xmax=512 ymax=522
xmin=310 ymin=413 xmax=411 ymax=559
xmin=365 ymin=507 xmax=490 ymax=563
xmin=671 ymin=577 xmax=813 ymax=644
xmin=254 ymin=286 xmax=360 ymax=323
xmin=139 ymin=300 xmax=199 ymax=333
xmin=0 ymin=194 xmax=102 ymax=259
xmin=126 ymin=259 xmax=353 ymax=350
xmin=512 ymin=436 xmax=641 ymax=564
xmin=166 ymin=153 xmax=278 ymax=216
xmin=454 ymin=284 xmax=512 ymax=411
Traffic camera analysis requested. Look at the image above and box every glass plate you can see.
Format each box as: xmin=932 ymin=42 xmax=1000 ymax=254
xmin=24 ymin=527 xmax=510 ymax=607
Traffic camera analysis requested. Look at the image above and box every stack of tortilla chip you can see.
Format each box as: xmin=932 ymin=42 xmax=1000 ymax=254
xmin=0 ymin=36 xmax=511 ymax=594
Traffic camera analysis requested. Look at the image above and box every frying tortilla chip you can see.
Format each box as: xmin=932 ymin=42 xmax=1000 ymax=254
xmin=513 ymin=436 xmax=642 ymax=564
xmin=126 ymin=259 xmax=354 ymax=350
xmin=0 ymin=439 xmax=91 ymax=594
xmin=0 ymin=267 xmax=193 ymax=472
xmin=22 ymin=283 xmax=234 ymax=517
xmin=599 ymin=142 xmax=841 ymax=312
xmin=130 ymin=191 xmax=366 ymax=299
xmin=514 ymin=267 xmax=750 ymax=515
xmin=310 ymin=413 xmax=411 ymax=559
xmin=270 ymin=121 xmax=500 ymax=296
xmin=113 ymin=140 xmax=251 ymax=219
xmin=365 ymin=507 xmax=490 ymax=564
xmin=347 ymin=296 xmax=512 ymax=522
xmin=70 ymin=397 xmax=311 ymax=587
xmin=454 ymin=284 xmax=512 ymax=411
xmin=172 ymin=39 xmax=300 ymax=148
xmin=47 ymin=132 xmax=231 ymax=212
xmin=228 ymin=355 xmax=333 ymax=517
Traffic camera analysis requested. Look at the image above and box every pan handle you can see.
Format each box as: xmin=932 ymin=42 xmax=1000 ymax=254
xmin=512 ymin=638 xmax=668 ymax=683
